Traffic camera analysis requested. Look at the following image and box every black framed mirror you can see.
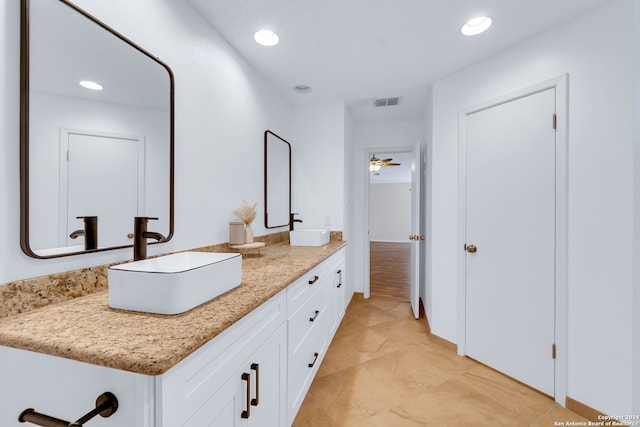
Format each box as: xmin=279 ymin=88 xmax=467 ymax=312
xmin=20 ymin=0 xmax=174 ymax=258
xmin=264 ymin=130 xmax=291 ymax=229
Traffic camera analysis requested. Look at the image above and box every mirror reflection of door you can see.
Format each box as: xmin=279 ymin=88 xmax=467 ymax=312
xmin=60 ymin=130 xmax=144 ymax=248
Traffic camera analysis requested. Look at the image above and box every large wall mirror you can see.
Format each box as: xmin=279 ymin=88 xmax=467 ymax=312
xmin=264 ymin=130 xmax=291 ymax=229
xmin=20 ymin=0 xmax=174 ymax=258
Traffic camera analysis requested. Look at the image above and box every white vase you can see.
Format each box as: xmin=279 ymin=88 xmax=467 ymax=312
xmin=245 ymin=225 xmax=254 ymax=243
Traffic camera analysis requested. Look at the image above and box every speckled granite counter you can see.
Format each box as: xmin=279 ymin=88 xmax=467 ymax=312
xmin=0 ymin=241 xmax=347 ymax=376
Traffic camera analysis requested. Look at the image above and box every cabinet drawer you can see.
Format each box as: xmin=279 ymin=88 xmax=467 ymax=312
xmin=287 ymin=298 xmax=331 ymax=420
xmin=288 ymin=283 xmax=329 ymax=353
xmin=286 ymin=268 xmax=329 ymax=317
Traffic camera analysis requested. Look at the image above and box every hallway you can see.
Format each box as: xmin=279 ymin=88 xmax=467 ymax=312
xmin=293 ymin=295 xmax=588 ymax=426
xmin=369 ymin=242 xmax=411 ymax=302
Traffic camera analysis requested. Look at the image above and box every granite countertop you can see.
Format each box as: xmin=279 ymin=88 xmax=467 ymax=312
xmin=0 ymin=241 xmax=347 ymax=376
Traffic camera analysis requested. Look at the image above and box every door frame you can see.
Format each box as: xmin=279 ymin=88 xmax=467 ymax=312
xmin=456 ymin=75 xmax=568 ymax=404
xmin=362 ymin=144 xmax=417 ymax=300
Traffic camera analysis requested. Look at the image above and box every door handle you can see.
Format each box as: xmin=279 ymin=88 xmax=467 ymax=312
xmin=464 ymin=244 xmax=477 ymax=253
xmin=409 ymin=235 xmax=416 ymax=240
xmin=419 ymin=235 xmax=425 ymax=240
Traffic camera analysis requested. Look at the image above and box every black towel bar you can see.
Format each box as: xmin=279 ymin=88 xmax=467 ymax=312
xmin=18 ymin=392 xmax=118 ymax=427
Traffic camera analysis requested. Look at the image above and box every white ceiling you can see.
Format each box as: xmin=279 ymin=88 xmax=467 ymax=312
xmin=187 ymin=0 xmax=610 ymax=122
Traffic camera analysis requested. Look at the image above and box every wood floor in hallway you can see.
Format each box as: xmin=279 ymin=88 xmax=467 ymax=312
xmin=369 ymin=241 xmax=411 ymax=302
xmin=293 ymin=295 xmax=589 ymax=427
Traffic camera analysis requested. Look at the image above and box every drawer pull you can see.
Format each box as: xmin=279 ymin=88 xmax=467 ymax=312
xmin=309 ymin=310 xmax=319 ymax=322
xmin=308 ymin=352 xmax=319 ymax=368
xmin=308 ymin=275 xmax=319 ymax=285
xmin=250 ymin=363 xmax=259 ymax=407
xmin=241 ymin=372 xmax=251 ymax=419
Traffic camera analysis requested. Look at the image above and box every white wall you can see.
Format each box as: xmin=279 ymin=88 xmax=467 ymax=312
xmin=343 ymin=107 xmax=356 ymax=299
xmin=0 ymin=0 xmax=294 ymax=283
xmin=431 ymin=0 xmax=633 ymax=415
xmin=633 ymin=0 xmax=640 ymax=415
xmin=369 ymin=183 xmax=411 ymax=242
xmin=349 ymin=120 xmax=425 ymax=294
xmin=290 ymin=102 xmax=346 ymax=231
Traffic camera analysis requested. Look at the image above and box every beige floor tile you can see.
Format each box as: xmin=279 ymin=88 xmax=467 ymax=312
xmin=461 ymin=364 xmax=556 ymax=424
xmin=292 ymin=393 xmax=337 ymax=427
xmin=309 ymin=364 xmax=406 ymax=426
xmin=351 ymin=409 xmax=428 ymax=427
xmin=359 ymin=349 xmax=452 ymax=399
xmin=530 ymin=405 xmax=590 ymax=427
xmin=315 ymin=345 xmax=359 ymax=378
xmin=390 ymin=378 xmax=526 ymax=426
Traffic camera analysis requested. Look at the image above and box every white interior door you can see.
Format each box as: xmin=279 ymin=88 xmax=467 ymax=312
xmin=410 ymin=141 xmax=422 ymax=319
xmin=465 ymin=88 xmax=556 ymax=396
xmin=62 ymin=131 xmax=144 ymax=248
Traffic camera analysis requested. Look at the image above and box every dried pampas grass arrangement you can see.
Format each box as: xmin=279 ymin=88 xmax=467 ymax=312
xmin=234 ymin=200 xmax=257 ymax=225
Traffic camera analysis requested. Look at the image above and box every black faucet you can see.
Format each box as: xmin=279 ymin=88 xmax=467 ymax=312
xmin=289 ymin=213 xmax=303 ymax=231
xmin=69 ymin=216 xmax=98 ymax=250
xmin=133 ymin=217 xmax=165 ymax=261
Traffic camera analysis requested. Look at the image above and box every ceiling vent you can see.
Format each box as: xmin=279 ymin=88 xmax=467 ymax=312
xmin=373 ymin=97 xmax=401 ymax=107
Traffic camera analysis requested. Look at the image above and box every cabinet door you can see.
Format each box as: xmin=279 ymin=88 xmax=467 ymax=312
xmin=184 ymin=372 xmax=248 ymax=427
xmin=0 ymin=347 xmax=154 ymax=427
xmin=248 ymin=322 xmax=287 ymax=427
xmin=182 ymin=323 xmax=286 ymax=427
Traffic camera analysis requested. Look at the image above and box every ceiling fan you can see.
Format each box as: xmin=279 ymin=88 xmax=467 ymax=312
xmin=370 ymin=154 xmax=400 ymax=172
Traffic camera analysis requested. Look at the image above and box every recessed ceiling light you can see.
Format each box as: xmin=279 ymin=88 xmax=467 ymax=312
xmin=293 ymin=85 xmax=312 ymax=94
xmin=461 ymin=16 xmax=492 ymax=36
xmin=254 ymin=30 xmax=279 ymax=46
xmin=79 ymin=80 xmax=103 ymax=91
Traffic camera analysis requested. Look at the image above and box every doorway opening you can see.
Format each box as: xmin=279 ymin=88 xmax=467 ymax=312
xmin=368 ymin=150 xmax=413 ymax=302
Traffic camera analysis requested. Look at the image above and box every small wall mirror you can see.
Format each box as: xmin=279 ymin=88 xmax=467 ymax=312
xmin=264 ymin=130 xmax=291 ymax=228
xmin=20 ymin=0 xmax=174 ymax=258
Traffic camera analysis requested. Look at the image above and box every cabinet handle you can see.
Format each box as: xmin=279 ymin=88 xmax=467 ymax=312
xmin=250 ymin=363 xmax=259 ymax=407
xmin=337 ymin=269 xmax=343 ymax=288
xmin=308 ymin=352 xmax=319 ymax=368
xmin=309 ymin=310 xmax=319 ymax=322
xmin=241 ymin=372 xmax=251 ymax=419
xmin=308 ymin=275 xmax=319 ymax=285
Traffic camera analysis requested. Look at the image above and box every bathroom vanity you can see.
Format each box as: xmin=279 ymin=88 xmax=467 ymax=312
xmin=0 ymin=242 xmax=348 ymax=427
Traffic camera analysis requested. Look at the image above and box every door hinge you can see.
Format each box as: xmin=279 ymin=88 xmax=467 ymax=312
xmin=552 ymin=343 xmax=556 ymax=359
xmin=552 ymin=113 xmax=557 ymax=130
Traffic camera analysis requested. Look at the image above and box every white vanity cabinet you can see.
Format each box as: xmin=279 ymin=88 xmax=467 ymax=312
xmin=0 ymin=246 xmax=349 ymax=427
xmin=286 ymin=249 xmax=347 ymax=426
xmin=157 ymin=290 xmax=287 ymax=427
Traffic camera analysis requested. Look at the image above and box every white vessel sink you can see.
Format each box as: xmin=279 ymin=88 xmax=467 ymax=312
xmin=289 ymin=229 xmax=330 ymax=247
xmin=108 ymin=252 xmax=242 ymax=315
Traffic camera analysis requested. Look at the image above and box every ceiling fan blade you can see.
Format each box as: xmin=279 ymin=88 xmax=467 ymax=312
xmin=381 ymin=158 xmax=393 ymax=162
xmin=383 ymin=163 xmax=401 ymax=166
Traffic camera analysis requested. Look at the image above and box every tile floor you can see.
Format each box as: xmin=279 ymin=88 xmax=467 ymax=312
xmin=293 ymin=295 xmax=589 ymax=426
